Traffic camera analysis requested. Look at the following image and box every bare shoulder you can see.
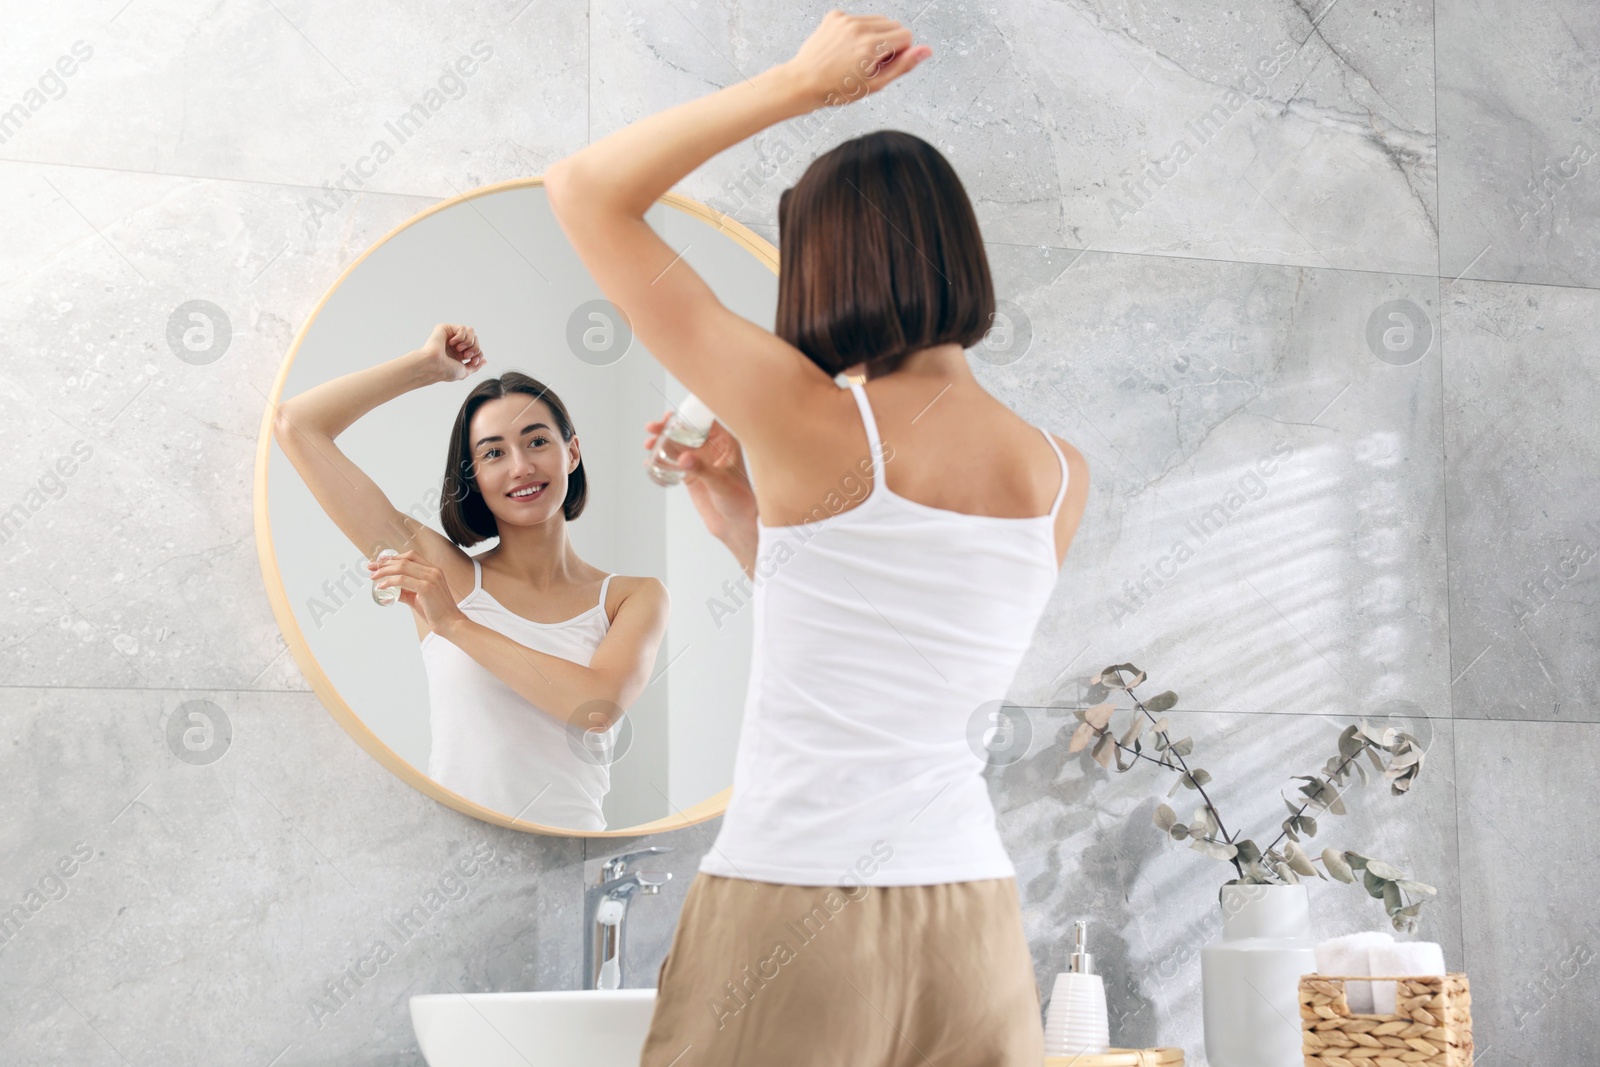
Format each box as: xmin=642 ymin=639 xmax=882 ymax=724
xmin=604 ymin=573 xmax=670 ymax=624
xmin=1048 ymin=432 xmax=1091 ymax=564
xmin=740 ymin=376 xmax=867 ymax=525
xmin=1049 ymin=433 xmax=1090 ymax=492
xmin=757 ymin=372 xmax=860 ymax=447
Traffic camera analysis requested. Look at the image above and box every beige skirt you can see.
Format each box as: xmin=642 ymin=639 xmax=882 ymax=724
xmin=639 ymin=871 xmax=1045 ymax=1067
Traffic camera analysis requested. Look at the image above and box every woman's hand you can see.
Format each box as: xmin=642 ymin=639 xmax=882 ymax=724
xmin=416 ymin=323 xmax=485 ymax=384
xmin=646 ymin=413 xmax=757 ymax=545
xmin=367 ymin=550 xmax=470 ymax=636
xmin=784 ymin=11 xmax=931 ymax=107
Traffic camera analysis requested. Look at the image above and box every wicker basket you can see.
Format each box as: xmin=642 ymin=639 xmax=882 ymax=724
xmin=1300 ymin=973 xmax=1474 ymax=1066
xmin=1044 ymin=1049 xmax=1183 ymax=1066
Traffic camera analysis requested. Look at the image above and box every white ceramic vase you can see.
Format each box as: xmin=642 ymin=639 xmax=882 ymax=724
xmin=1201 ymin=884 xmax=1317 ymax=1067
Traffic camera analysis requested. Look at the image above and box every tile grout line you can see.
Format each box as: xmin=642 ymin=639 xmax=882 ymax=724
xmin=978 ymin=240 xmax=1600 ymax=296
xmin=2 ymin=686 xmax=1593 ymax=729
xmin=1432 ymin=0 xmax=1469 ymax=974
xmin=0 ymin=153 xmax=446 ymax=202
xmin=0 ymin=171 xmax=1587 ymax=297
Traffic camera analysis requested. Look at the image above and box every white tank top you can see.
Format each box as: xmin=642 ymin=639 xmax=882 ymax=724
xmin=698 ymin=379 xmax=1070 ymax=886
xmin=420 ymin=558 xmax=617 ymax=830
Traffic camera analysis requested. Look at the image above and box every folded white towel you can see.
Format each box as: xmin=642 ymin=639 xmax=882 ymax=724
xmin=1369 ymin=941 xmax=1446 ymax=1014
xmin=1314 ymin=931 xmax=1394 ymax=1013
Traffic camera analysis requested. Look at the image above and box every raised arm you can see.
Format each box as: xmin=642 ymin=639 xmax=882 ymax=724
xmin=271 ymin=323 xmax=482 ymax=574
xmin=542 ymin=14 xmax=931 ymax=456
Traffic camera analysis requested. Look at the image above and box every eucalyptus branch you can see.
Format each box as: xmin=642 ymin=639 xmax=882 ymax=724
xmin=1260 ymin=743 xmax=1366 ymax=859
xmin=1073 ymin=662 xmax=1437 ymax=931
xmin=1107 ymin=717 xmax=1244 ymax=880
xmin=1074 ymin=666 xmax=1242 ymax=878
xmin=1127 ymin=685 xmax=1235 ymax=845
xmin=1097 ymin=729 xmax=1193 ymax=772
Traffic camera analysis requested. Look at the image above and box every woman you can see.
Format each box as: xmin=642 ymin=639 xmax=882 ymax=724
xmin=272 ymin=324 xmax=670 ymax=830
xmin=550 ymin=11 xmax=1089 ymax=1066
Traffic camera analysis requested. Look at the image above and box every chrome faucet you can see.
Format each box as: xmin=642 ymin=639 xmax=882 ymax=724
xmin=583 ymin=846 xmax=674 ymax=990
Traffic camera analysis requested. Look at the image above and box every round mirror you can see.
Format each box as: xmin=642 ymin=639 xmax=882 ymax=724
xmin=253 ymin=178 xmax=773 ymax=836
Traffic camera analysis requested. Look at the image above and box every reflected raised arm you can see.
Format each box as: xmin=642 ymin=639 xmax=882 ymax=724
xmin=271 ymin=324 xmax=483 ymax=578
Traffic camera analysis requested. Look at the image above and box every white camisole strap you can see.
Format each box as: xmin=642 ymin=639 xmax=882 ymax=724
xmin=471 ymin=556 xmax=613 ymax=620
xmin=1039 ymin=427 xmax=1070 ymax=519
xmin=846 ymin=381 xmax=887 ymax=491
xmin=849 ymin=379 xmax=1069 ymax=520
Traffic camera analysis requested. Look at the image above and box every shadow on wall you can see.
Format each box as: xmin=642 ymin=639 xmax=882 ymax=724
xmin=998 ymin=708 xmax=1170 ymax=1050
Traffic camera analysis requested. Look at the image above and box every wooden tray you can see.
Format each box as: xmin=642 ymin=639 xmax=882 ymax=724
xmin=1045 ymin=1049 xmax=1183 ymax=1066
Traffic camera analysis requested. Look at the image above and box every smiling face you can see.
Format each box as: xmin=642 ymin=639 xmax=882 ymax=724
xmin=466 ymin=393 xmax=579 ymax=528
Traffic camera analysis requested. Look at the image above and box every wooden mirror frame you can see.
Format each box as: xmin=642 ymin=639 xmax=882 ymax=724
xmin=252 ymin=175 xmax=778 ymax=837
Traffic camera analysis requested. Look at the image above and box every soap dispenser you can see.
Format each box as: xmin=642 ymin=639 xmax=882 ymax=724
xmin=1043 ymin=919 xmax=1111 ymax=1057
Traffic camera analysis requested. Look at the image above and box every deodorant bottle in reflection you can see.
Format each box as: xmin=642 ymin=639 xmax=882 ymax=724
xmin=370 ymin=548 xmax=401 ymax=606
xmin=646 ymin=394 xmax=717 ymax=486
xmin=1044 ymin=920 xmax=1111 ymax=1057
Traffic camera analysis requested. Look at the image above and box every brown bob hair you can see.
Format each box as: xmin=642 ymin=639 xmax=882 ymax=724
xmin=439 ymin=371 xmax=587 ymax=546
xmin=776 ymin=130 xmax=996 ymax=380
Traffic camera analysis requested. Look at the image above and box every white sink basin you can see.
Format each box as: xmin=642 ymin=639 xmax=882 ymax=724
xmin=410 ymin=989 xmax=657 ymax=1067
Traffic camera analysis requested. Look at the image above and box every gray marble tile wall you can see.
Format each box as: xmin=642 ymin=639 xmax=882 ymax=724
xmin=1 ymin=1 xmax=1593 ymax=1064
